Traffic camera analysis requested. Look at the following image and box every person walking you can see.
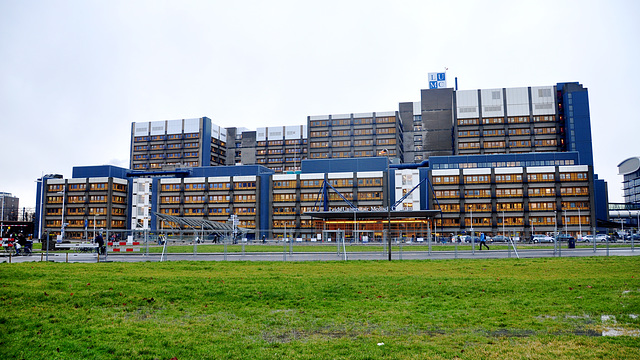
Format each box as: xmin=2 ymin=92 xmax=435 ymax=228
xmin=479 ymin=232 xmax=490 ymax=250
xmin=95 ymin=232 xmax=105 ymax=255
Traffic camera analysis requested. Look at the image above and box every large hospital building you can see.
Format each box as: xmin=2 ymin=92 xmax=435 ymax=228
xmin=35 ymin=79 xmax=609 ymax=241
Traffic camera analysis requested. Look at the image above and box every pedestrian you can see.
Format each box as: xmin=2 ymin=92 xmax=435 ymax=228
xmin=262 ymin=234 xmax=266 ymax=243
xmin=479 ymin=232 xmax=489 ymax=250
xmin=16 ymin=232 xmax=28 ymax=255
xmin=95 ymin=232 xmax=105 ymax=255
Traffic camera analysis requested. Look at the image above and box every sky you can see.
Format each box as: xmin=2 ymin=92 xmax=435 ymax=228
xmin=1 ymin=0 xmax=639 ymax=210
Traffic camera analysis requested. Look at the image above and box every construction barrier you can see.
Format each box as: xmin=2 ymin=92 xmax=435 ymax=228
xmin=108 ymin=239 xmax=142 ymax=252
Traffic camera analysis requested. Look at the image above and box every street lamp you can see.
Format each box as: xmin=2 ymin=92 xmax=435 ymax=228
xmin=0 ymin=194 xmax=4 ymax=237
xmin=578 ymin=207 xmax=582 ymax=239
xmin=57 ymin=185 xmax=66 ymax=240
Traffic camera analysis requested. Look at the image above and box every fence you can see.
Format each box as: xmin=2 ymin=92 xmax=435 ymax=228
xmin=4 ymin=226 xmax=635 ymax=263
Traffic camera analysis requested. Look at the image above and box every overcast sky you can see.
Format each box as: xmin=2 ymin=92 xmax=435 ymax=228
xmin=1 ymin=0 xmax=639 ymax=210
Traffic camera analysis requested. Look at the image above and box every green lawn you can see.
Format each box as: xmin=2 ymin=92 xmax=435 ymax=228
xmin=1 ymin=257 xmax=639 ymax=359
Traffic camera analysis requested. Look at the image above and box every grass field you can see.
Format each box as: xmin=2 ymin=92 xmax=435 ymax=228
xmin=1 ymin=257 xmax=639 ymax=359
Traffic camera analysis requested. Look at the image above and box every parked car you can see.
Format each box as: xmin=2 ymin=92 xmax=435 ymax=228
xmin=580 ymin=235 xmax=595 ymax=242
xmin=461 ymin=235 xmax=481 ymax=243
xmin=555 ymin=234 xmax=575 ymax=242
xmin=531 ymin=234 xmax=554 ymax=243
xmin=492 ymin=235 xmax=511 ymax=242
xmin=596 ymin=234 xmax=613 ymax=242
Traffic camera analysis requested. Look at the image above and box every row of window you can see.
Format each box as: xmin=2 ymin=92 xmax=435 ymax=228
xmin=434 ymin=186 xmax=589 ymax=198
xmin=161 ymin=194 xmax=257 ymax=204
xmin=134 ymin=133 xmax=200 ymax=142
xmin=309 ymin=117 xmax=396 ymax=127
xmin=439 ymin=201 xmax=589 ymax=213
xmin=458 ymin=116 xmax=557 ymax=126
xmin=46 ymin=207 xmax=122 ymax=216
xmin=161 ymin=182 xmax=255 ymax=191
xmin=458 ymin=139 xmax=558 ymax=149
xmin=433 ymin=172 xmax=587 ymax=185
xmin=46 ymin=219 xmax=124 ymax=228
xmin=458 ymin=128 xmax=556 ymax=137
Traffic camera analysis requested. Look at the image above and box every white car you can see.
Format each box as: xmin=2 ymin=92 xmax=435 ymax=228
xmin=596 ymin=234 xmax=613 ymax=242
xmin=580 ymin=235 xmax=595 ymax=242
xmin=532 ymin=235 xmax=554 ymax=243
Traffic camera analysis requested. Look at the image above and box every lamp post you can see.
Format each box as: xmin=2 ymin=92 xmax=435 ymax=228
xmin=57 ymin=185 xmax=66 ymax=240
xmin=578 ymin=207 xmax=582 ymax=239
xmin=554 ymin=210 xmax=558 ymax=255
xmin=380 ymin=148 xmax=392 ymax=261
xmin=0 ymin=194 xmax=4 ymax=238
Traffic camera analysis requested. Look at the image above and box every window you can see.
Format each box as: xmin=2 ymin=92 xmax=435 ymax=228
xmin=357 ymin=178 xmax=382 ymax=186
xmin=357 ymin=192 xmax=382 ymax=200
xmin=273 ymin=194 xmax=296 ymax=204
xmin=529 ymin=202 xmax=555 ymax=211
xmin=310 ymin=141 xmax=329 ymax=148
xmin=309 ymin=120 xmax=329 ymax=127
xmin=354 ymin=129 xmax=373 ymax=136
xmin=533 ymin=115 xmax=555 ymax=122
xmin=353 ymin=118 xmax=373 ymax=125
xmin=495 ymin=188 xmax=523 ymax=197
xmin=528 ymin=187 xmax=556 ymax=196
xmin=534 ymin=139 xmax=557 ymax=147
xmin=527 ymin=173 xmax=555 ymax=182
xmin=184 ymin=195 xmax=205 ymax=203
xmin=273 ymin=180 xmax=296 ymax=189
xmin=534 ymin=127 xmax=557 ymax=135
xmin=497 ymin=202 xmax=523 ymax=211
xmin=439 ymin=203 xmax=460 ymax=212
xmin=208 ymin=208 xmax=230 ymax=215
xmin=434 ymin=190 xmax=460 ymax=198
xmin=495 ymin=174 xmax=522 ymax=183
xmin=354 ymin=139 xmax=373 ymax=147
xmin=458 ymin=118 xmax=479 ymax=125
xmin=509 ymin=140 xmax=531 ymax=148
xmin=508 ymin=128 xmax=530 ymax=136
xmin=560 ymin=187 xmax=589 ymax=196
xmin=310 ymin=131 xmax=329 ymax=137
xmin=329 ymin=178 xmax=353 ymax=187
xmin=332 ymin=119 xmax=351 ymax=126
xmin=68 ymin=183 xmax=86 ymax=191
xmin=90 ymin=183 xmax=107 ymax=191
xmin=466 ymin=203 xmax=491 ymax=212
xmin=377 ymin=127 xmax=396 ymax=134
xmin=332 ymin=130 xmax=350 ymax=137
xmin=484 ymin=141 xmax=505 ymax=149
xmin=507 ymin=116 xmax=529 ymax=124
xmin=482 ymin=117 xmax=504 ymax=125
xmin=161 ymin=184 xmax=181 ymax=191
xmin=458 ymin=130 xmax=480 ymax=138
xmin=376 ymin=138 xmax=396 ymax=145
xmin=332 ymin=140 xmax=351 ymax=147
xmin=464 ymin=175 xmax=490 ymax=184
xmin=559 ymin=172 xmax=588 ymax=181
xmin=464 ymin=189 xmax=491 ymax=198
xmin=483 ymin=129 xmax=505 ymax=137
xmin=234 ymin=181 xmax=256 ymax=189
xmin=375 ymin=116 xmax=395 ymax=123
xmin=459 ymin=142 xmax=480 ymax=149
xmin=432 ymin=176 xmax=460 ymax=184
xmin=209 ymin=195 xmax=230 ymax=202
